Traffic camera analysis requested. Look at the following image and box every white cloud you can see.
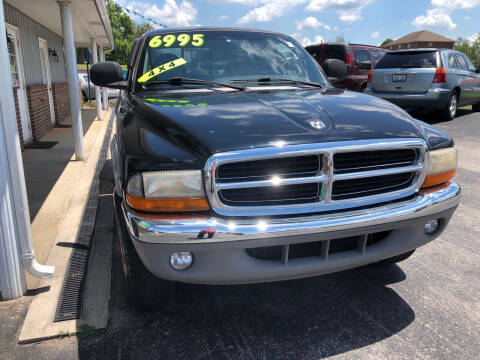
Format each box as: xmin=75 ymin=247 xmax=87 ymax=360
xmin=290 ymin=34 xmax=324 ymax=46
xmin=296 ymin=16 xmax=331 ymax=30
xmin=468 ymin=33 xmax=480 ymax=42
xmin=431 ymin=0 xmax=480 ymax=9
xmin=371 ymin=31 xmax=379 ymax=38
xmin=412 ymin=0 xmax=480 ymax=31
xmin=306 ymin=0 xmax=374 ymax=23
xmin=231 ymin=0 xmax=373 ymax=24
xmin=124 ymin=0 xmax=197 ymax=27
xmin=218 ymin=15 xmax=229 ymax=20
xmin=300 ymin=37 xmax=312 ymax=46
xmin=412 ymin=8 xmax=456 ymax=30
xmin=237 ymin=0 xmax=306 ymax=24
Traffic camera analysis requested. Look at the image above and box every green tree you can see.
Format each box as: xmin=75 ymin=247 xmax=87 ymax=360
xmin=105 ymin=0 xmax=135 ymax=65
xmin=380 ymin=38 xmax=393 ymax=47
xmin=454 ymin=36 xmax=480 ymax=66
xmin=135 ymin=22 xmax=154 ymax=39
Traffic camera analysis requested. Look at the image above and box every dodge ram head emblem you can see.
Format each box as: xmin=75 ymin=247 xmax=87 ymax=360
xmin=306 ymin=119 xmax=326 ymax=130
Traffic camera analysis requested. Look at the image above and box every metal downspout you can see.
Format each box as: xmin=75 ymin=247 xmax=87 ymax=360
xmin=0 ymin=1 xmax=53 ymax=300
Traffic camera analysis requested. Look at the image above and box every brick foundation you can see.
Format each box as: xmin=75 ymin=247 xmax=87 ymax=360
xmin=52 ymin=82 xmax=71 ymax=124
xmin=26 ymin=84 xmax=53 ymax=141
xmin=13 ymin=81 xmax=81 ymax=150
xmin=12 ymin=86 xmax=25 ymax=150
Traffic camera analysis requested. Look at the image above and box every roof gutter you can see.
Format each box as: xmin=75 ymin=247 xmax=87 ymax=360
xmin=94 ymin=0 xmax=114 ymax=52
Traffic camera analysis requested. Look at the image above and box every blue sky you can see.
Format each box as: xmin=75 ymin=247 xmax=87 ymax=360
xmin=117 ymin=0 xmax=480 ymax=46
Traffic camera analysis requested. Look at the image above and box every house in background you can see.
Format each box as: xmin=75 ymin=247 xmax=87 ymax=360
xmin=383 ymin=30 xmax=455 ymax=51
xmin=4 ymin=0 xmax=112 ymax=149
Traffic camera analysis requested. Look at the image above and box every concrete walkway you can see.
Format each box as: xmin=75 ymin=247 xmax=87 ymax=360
xmin=17 ymin=107 xmax=115 ymax=343
xmin=22 ymin=109 xmax=99 ymax=289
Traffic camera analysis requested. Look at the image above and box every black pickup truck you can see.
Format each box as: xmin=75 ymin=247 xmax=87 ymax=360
xmin=91 ymin=28 xmax=460 ymax=311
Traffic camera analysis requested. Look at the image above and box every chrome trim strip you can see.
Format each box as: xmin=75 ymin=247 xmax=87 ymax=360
xmin=333 ymin=163 xmax=423 ymax=180
xmin=204 ymin=138 xmax=428 ymax=216
xmin=125 ymin=181 xmax=460 ymax=244
xmin=216 ymin=174 xmax=328 ymax=190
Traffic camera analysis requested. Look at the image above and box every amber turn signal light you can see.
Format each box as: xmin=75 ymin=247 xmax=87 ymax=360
xmin=422 ymin=169 xmax=456 ymax=188
xmin=126 ymin=194 xmax=210 ymax=212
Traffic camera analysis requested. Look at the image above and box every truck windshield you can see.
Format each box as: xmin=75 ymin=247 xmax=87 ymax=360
xmin=135 ymin=30 xmax=327 ymax=90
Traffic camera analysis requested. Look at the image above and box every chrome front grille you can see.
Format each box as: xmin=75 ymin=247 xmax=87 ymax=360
xmin=217 ymin=154 xmax=321 ymax=182
xmin=204 ymin=139 xmax=427 ymax=217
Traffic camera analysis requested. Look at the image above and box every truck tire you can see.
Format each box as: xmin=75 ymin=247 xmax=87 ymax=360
xmin=378 ymin=250 xmax=415 ymax=265
xmin=472 ymin=103 xmax=480 ymax=112
xmin=439 ymin=92 xmax=457 ymax=121
xmin=115 ymin=200 xmax=175 ymax=311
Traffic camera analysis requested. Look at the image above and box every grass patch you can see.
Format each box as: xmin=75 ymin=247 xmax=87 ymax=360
xmin=58 ymin=330 xmax=74 ymax=338
xmin=76 ymin=324 xmax=97 ymax=339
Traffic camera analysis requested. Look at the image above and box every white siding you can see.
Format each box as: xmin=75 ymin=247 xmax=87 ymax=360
xmin=4 ymin=2 xmax=67 ymax=85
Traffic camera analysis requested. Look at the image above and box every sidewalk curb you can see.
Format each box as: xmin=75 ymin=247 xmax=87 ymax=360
xmin=18 ymin=110 xmax=114 ymax=344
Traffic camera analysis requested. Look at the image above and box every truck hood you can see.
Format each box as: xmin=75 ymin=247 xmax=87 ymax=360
xmin=129 ymin=87 xmax=425 ymax=161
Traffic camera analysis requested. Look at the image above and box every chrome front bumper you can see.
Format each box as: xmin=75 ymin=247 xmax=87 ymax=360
xmin=120 ymin=181 xmax=460 ymax=284
xmin=125 ymin=181 xmax=460 ymax=244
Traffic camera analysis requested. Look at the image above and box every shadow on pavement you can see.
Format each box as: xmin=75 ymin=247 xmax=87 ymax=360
xmin=411 ymin=107 xmax=473 ymax=125
xmin=75 ymin=160 xmax=416 ymax=360
xmin=23 ymin=108 xmax=97 ymax=221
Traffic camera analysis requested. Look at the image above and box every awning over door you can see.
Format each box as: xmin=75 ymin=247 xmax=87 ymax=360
xmin=5 ymin=0 xmax=113 ymax=47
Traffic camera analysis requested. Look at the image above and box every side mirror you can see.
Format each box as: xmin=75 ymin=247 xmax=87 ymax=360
xmin=322 ymin=59 xmax=347 ymax=81
xmin=90 ymin=61 xmax=127 ymax=89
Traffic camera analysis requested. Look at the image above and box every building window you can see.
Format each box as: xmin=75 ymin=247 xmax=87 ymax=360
xmin=428 ymin=42 xmax=433 ymax=47
xmin=398 ymin=44 xmax=402 ymax=49
xmin=407 ymin=43 xmax=411 ymax=48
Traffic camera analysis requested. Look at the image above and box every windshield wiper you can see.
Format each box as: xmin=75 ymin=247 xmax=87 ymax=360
xmin=230 ymin=77 xmax=323 ymax=89
xmin=141 ymin=77 xmax=244 ymax=91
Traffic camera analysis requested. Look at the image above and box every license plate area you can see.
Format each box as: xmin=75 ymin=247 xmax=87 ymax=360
xmin=392 ymin=74 xmax=407 ymax=82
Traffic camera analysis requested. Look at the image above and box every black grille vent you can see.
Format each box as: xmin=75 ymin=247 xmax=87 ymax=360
xmin=246 ymin=231 xmax=391 ymax=262
xmin=332 ymin=172 xmax=415 ymax=200
xmin=217 ymin=155 xmax=320 ymax=182
xmin=334 ymin=149 xmax=417 ymax=173
xmin=219 ymin=183 xmax=319 ymax=206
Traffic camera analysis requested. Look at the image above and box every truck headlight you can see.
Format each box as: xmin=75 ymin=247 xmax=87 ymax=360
xmin=422 ymin=147 xmax=457 ymax=188
xmin=125 ymin=170 xmax=210 ymax=212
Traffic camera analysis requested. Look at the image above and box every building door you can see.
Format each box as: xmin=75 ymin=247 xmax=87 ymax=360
xmin=38 ymin=37 xmax=55 ymax=124
xmin=6 ymin=24 xmax=32 ymax=142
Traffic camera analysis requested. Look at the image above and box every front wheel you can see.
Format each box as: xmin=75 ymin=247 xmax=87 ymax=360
xmin=439 ymin=92 xmax=458 ymax=120
xmin=115 ymin=200 xmax=175 ymax=311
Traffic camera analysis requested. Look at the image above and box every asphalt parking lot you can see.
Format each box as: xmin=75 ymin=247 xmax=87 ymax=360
xmin=2 ymin=108 xmax=479 ymax=360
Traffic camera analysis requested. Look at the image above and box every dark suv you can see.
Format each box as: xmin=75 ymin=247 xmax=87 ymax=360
xmin=305 ymin=43 xmax=387 ymax=92
xmin=91 ymin=28 xmax=459 ymax=311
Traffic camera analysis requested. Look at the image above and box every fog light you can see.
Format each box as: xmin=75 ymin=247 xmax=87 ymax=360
xmin=424 ymin=219 xmax=439 ymax=235
xmin=170 ymin=252 xmax=193 ymax=270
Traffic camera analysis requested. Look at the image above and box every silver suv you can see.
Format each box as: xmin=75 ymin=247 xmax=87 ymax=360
xmin=365 ymin=48 xmax=480 ymax=120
